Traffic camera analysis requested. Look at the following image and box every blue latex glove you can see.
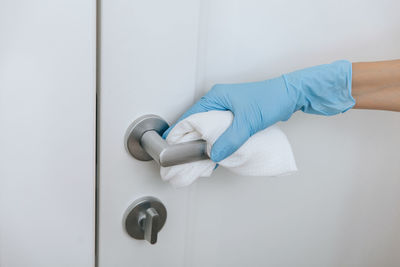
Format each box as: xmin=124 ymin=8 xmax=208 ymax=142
xmin=163 ymin=60 xmax=355 ymax=162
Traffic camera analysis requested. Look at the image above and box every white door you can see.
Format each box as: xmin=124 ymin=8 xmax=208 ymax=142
xmin=0 ymin=0 xmax=96 ymax=266
xmin=98 ymin=0 xmax=400 ymax=266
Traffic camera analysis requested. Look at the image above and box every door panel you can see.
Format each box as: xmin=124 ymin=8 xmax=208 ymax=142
xmin=98 ymin=0 xmax=200 ymax=266
xmin=99 ymin=0 xmax=400 ymax=266
xmin=0 ymin=1 xmax=96 ymax=266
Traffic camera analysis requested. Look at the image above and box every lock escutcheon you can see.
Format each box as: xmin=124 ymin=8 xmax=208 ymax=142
xmin=124 ymin=196 xmax=167 ymax=244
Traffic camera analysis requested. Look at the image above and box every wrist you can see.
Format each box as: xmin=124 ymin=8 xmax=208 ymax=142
xmin=283 ymin=60 xmax=355 ymax=116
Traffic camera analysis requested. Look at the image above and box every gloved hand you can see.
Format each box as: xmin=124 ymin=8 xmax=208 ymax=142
xmin=163 ymin=60 xmax=355 ymax=162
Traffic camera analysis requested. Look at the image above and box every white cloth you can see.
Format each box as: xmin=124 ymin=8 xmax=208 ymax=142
xmin=160 ymin=111 xmax=297 ymax=187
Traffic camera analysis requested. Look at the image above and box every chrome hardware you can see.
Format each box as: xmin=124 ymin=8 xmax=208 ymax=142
xmin=124 ymin=196 xmax=167 ymax=245
xmin=125 ymin=114 xmax=209 ymax=167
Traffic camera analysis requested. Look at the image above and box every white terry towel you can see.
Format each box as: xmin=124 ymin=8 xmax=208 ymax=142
xmin=160 ymin=111 xmax=297 ymax=187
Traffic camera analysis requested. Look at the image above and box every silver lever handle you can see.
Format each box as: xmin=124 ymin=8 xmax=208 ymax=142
xmin=125 ymin=114 xmax=209 ymax=167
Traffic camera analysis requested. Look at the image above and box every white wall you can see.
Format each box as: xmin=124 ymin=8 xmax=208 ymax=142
xmin=0 ymin=1 xmax=96 ymax=266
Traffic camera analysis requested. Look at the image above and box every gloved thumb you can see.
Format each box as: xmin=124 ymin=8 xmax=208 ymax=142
xmin=210 ymin=114 xmax=251 ymax=162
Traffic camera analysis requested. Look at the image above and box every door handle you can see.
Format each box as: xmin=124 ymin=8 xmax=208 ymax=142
xmin=125 ymin=114 xmax=209 ymax=167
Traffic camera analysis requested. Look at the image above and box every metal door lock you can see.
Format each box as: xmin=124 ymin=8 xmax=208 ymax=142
xmin=124 ymin=196 xmax=167 ymax=244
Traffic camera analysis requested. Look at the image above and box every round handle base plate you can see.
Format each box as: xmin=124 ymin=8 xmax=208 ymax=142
xmin=125 ymin=114 xmax=169 ymax=161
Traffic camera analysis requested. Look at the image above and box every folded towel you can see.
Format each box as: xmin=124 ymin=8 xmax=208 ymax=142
xmin=160 ymin=111 xmax=297 ymax=187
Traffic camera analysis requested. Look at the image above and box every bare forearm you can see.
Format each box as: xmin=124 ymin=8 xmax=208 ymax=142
xmin=352 ymin=60 xmax=400 ymax=111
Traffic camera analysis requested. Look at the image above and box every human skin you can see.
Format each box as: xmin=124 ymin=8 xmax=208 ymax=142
xmin=352 ymin=60 xmax=400 ymax=112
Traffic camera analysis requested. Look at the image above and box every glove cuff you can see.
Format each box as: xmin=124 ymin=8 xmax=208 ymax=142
xmin=283 ymin=60 xmax=356 ymax=116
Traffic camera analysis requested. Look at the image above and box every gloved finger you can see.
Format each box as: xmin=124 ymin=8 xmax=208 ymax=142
xmin=210 ymin=113 xmax=251 ymax=162
xmin=162 ymin=98 xmax=224 ymax=139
